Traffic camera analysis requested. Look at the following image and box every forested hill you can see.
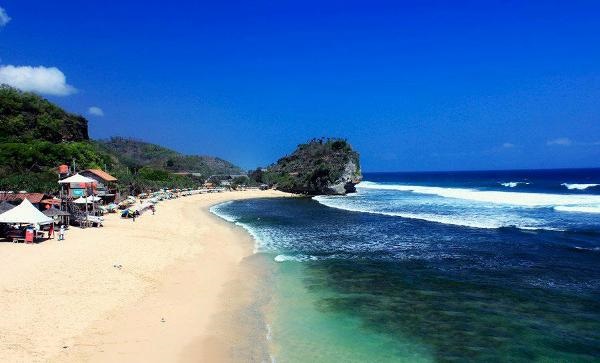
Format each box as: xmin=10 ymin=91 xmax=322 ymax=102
xmin=97 ymin=137 xmax=242 ymax=176
xmin=0 ymin=85 xmax=88 ymax=142
xmin=0 ymin=85 xmax=242 ymax=193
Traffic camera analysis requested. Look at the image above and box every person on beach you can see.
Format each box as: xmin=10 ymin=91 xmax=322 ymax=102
xmin=49 ymin=223 xmax=54 ymax=239
xmin=151 ymin=205 xmax=155 ymax=215
xmin=58 ymin=225 xmax=65 ymax=241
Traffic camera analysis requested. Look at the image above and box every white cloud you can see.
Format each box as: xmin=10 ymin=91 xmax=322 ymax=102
xmin=546 ymin=137 xmax=572 ymax=146
xmin=502 ymin=142 xmax=515 ymax=148
xmin=88 ymin=106 xmax=104 ymax=116
xmin=0 ymin=65 xmax=77 ymax=96
xmin=0 ymin=7 xmax=10 ymax=27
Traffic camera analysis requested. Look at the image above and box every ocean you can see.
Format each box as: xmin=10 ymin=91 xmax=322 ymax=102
xmin=211 ymin=168 xmax=600 ymax=362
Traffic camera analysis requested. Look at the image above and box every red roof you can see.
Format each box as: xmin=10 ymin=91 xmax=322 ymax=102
xmin=0 ymin=192 xmax=47 ymax=204
xmin=41 ymin=198 xmax=61 ymax=205
xmin=83 ymin=169 xmax=118 ymax=182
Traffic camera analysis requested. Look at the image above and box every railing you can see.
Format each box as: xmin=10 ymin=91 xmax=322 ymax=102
xmin=62 ymin=196 xmax=88 ymax=228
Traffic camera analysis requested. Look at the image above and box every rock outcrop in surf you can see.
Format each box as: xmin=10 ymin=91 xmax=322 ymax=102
xmin=260 ymin=138 xmax=362 ymax=195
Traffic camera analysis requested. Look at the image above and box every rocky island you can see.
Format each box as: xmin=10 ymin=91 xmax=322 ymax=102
xmin=258 ymin=138 xmax=362 ymax=195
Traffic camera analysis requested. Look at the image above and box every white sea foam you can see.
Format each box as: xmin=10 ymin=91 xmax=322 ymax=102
xmin=274 ymin=254 xmax=317 ymax=262
xmin=561 ymin=183 xmax=600 ymax=190
xmin=500 ymin=181 xmax=530 ymax=188
xmin=554 ymin=205 xmax=600 ymax=214
xmin=209 ymin=202 xmax=237 ymax=222
xmin=210 ymin=202 xmax=267 ymax=253
xmin=266 ymin=323 xmax=273 ymax=341
xmin=313 ymin=195 xmax=548 ymax=230
xmin=357 ymin=181 xmax=600 ymax=207
xmin=573 ymin=246 xmax=600 ymax=252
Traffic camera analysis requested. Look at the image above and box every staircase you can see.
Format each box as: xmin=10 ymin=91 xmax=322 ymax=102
xmin=62 ymin=196 xmax=87 ymax=227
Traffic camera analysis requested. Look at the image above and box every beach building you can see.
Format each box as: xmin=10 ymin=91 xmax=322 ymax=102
xmin=59 ymin=173 xmax=97 ymax=199
xmin=80 ymin=169 xmax=119 ymax=203
xmin=0 ymin=192 xmax=55 ymax=211
xmin=58 ymin=174 xmax=99 ymax=226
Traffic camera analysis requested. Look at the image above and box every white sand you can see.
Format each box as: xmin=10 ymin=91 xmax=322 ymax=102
xmin=0 ymin=190 xmax=289 ymax=362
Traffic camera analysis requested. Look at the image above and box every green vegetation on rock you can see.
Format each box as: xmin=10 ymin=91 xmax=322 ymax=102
xmin=256 ymin=138 xmax=362 ymax=195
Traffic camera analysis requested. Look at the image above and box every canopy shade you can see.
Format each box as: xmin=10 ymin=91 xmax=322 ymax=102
xmin=58 ymin=173 xmax=96 ymax=184
xmin=0 ymin=199 xmax=53 ymax=225
xmin=0 ymin=201 xmax=16 ymax=214
xmin=73 ymin=196 xmax=101 ymax=204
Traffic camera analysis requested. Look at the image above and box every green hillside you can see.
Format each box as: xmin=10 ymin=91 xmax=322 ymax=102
xmin=0 ymin=84 xmax=88 ymax=142
xmin=0 ymin=85 xmax=242 ymax=194
xmin=96 ymin=137 xmax=242 ymax=176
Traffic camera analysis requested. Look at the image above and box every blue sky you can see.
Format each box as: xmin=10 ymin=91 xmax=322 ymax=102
xmin=1 ymin=1 xmax=599 ymax=171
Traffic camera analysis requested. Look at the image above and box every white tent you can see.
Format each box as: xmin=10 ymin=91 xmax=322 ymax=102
xmin=0 ymin=199 xmax=53 ymax=225
xmin=73 ymin=196 xmax=101 ymax=204
xmin=58 ymin=173 xmax=96 ymax=184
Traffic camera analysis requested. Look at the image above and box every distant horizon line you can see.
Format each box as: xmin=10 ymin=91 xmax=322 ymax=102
xmin=361 ymin=166 xmax=600 ymax=174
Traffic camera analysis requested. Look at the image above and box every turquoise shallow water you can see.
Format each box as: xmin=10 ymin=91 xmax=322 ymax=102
xmin=268 ymin=261 xmax=434 ymax=362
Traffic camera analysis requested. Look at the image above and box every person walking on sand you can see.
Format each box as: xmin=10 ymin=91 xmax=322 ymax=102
xmin=132 ymin=210 xmax=137 ymax=222
xmin=49 ymin=223 xmax=55 ymax=239
xmin=58 ymin=225 xmax=65 ymax=241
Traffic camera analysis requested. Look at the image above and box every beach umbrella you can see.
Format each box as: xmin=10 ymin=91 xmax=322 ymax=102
xmin=58 ymin=174 xmax=96 ymax=184
xmin=73 ymin=196 xmax=101 ymax=204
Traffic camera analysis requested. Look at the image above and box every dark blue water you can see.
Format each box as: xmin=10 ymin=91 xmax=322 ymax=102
xmin=364 ymin=168 xmax=600 ymax=194
xmin=212 ymin=169 xmax=600 ymax=362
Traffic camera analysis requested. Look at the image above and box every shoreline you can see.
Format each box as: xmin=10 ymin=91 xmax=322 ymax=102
xmin=0 ymin=190 xmax=290 ymax=363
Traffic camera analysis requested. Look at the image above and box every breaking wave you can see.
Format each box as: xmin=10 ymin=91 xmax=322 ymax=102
xmin=313 ymin=195 xmax=549 ymax=230
xmin=561 ymin=183 xmax=600 ymax=190
xmin=314 ymin=181 xmax=600 ymax=230
xmin=500 ymin=181 xmax=530 ymax=188
xmin=554 ymin=205 xmax=600 ymax=214
xmin=357 ymin=181 xmax=600 ymax=207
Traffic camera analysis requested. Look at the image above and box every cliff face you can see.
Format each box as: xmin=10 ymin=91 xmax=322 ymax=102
xmin=264 ymin=138 xmax=362 ymax=195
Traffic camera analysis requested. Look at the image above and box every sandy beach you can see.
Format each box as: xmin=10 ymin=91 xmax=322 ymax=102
xmin=0 ymin=190 xmax=289 ymax=363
